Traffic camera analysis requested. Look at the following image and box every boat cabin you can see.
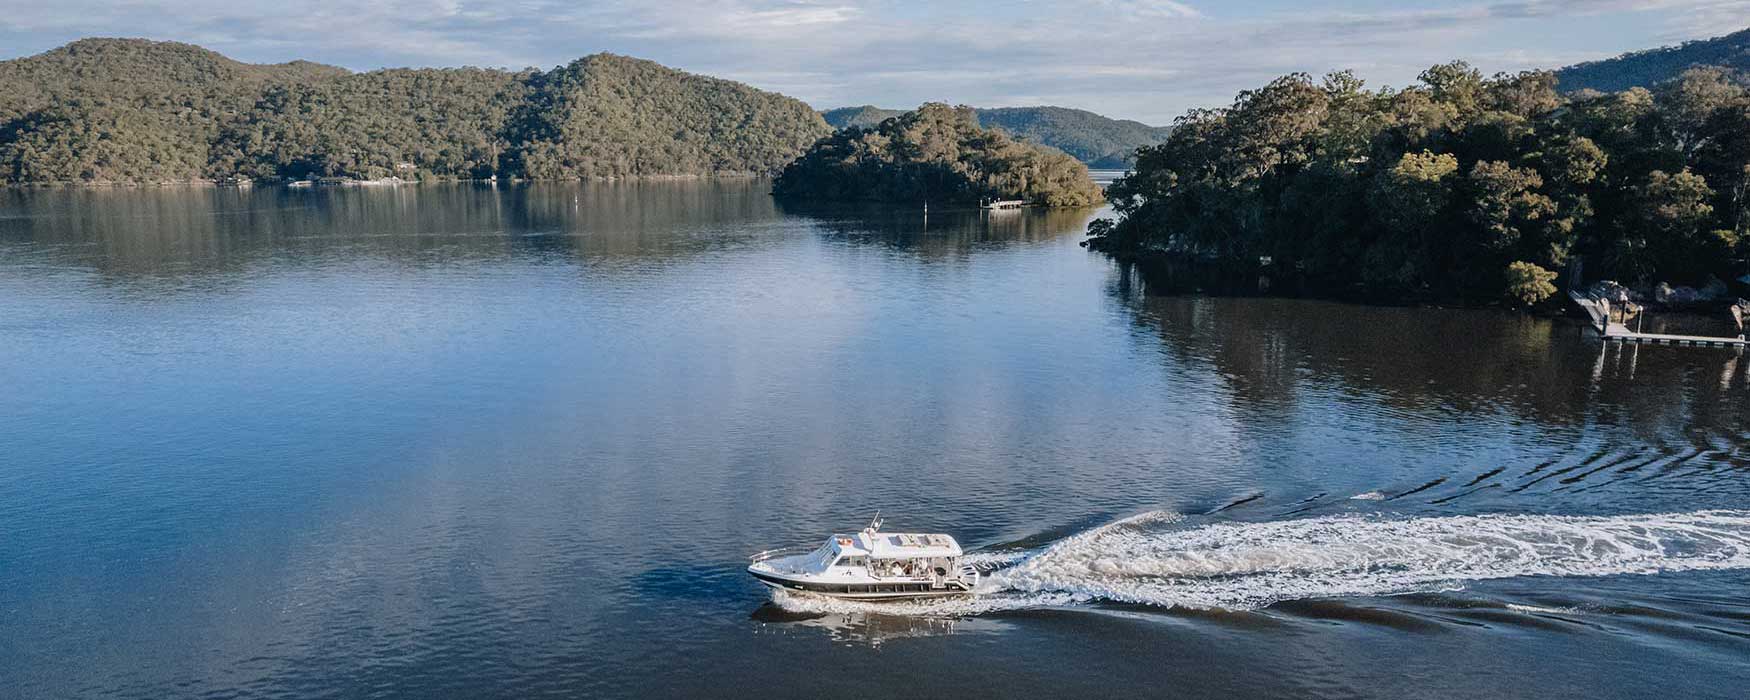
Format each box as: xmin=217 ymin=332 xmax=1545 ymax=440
xmin=748 ymin=520 xmax=979 ymax=599
xmin=828 ymin=531 xmax=960 ymax=575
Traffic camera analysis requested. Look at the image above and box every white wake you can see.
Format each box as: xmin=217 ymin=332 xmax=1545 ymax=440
xmin=770 ymin=510 xmax=1750 ymax=616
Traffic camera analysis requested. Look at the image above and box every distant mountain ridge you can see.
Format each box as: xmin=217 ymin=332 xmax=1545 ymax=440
xmin=821 ymin=104 xmax=1171 ymax=167
xmin=0 ymin=38 xmax=830 ymax=185
xmin=1556 ymin=27 xmax=1750 ymax=93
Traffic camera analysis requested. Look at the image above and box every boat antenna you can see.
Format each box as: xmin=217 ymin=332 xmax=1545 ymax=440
xmin=866 ymin=511 xmax=883 ymax=533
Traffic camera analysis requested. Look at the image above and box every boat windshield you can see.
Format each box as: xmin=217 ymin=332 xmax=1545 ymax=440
xmin=809 ymin=543 xmax=838 ymax=570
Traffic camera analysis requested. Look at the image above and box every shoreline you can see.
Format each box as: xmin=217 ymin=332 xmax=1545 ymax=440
xmin=1104 ymin=249 xmax=1750 ymax=322
xmin=0 ymin=172 xmax=771 ymax=190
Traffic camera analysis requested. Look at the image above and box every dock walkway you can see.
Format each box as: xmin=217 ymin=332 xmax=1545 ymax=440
xmin=1570 ymin=291 xmax=1748 ymax=347
xmin=1602 ymin=322 xmax=1748 ymax=347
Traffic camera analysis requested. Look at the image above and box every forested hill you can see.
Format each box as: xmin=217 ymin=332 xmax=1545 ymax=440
xmin=0 ymin=38 xmax=831 ymax=185
xmin=1556 ymin=27 xmax=1750 ymax=93
xmin=821 ymin=104 xmax=1171 ymax=167
xmin=0 ymin=38 xmax=346 ymax=125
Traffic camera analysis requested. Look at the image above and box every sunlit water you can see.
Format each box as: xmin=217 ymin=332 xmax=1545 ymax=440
xmin=2 ymin=181 xmax=1747 ymax=699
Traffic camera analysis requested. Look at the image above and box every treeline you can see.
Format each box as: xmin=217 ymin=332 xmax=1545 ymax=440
xmin=0 ymin=39 xmax=830 ymax=185
xmin=1088 ymin=63 xmax=1750 ymax=305
xmin=773 ymin=103 xmax=1104 ymax=207
xmin=822 ymin=104 xmax=1172 ymax=167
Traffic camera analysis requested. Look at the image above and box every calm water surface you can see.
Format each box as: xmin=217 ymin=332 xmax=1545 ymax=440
xmin=2 ymin=181 xmax=1748 ymax=699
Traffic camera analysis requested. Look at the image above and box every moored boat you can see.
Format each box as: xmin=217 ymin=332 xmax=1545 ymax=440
xmin=748 ymin=516 xmax=980 ymax=600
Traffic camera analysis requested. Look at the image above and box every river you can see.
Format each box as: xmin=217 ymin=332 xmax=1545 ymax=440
xmin=1 ymin=181 xmax=1746 ymax=698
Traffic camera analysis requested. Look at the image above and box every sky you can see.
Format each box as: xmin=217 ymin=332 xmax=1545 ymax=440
xmin=1 ymin=0 xmax=1747 ymax=124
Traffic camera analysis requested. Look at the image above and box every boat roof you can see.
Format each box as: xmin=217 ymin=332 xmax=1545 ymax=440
xmin=829 ymin=531 xmax=962 ymax=559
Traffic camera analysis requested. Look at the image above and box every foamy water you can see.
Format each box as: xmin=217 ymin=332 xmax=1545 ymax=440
xmin=1504 ymin=603 xmax=1582 ymax=615
xmin=773 ymin=510 xmax=1750 ymax=616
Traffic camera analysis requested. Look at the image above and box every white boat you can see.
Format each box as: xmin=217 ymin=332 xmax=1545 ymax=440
xmin=748 ymin=516 xmax=980 ymax=600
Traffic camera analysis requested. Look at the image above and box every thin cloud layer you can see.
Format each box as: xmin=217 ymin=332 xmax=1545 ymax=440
xmin=0 ymin=0 xmax=1744 ymax=123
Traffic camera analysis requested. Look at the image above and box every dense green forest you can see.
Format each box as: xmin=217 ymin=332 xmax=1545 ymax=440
xmin=822 ymin=105 xmax=1171 ymax=167
xmin=774 ymin=103 xmax=1104 ymax=207
xmin=1087 ymin=63 xmax=1750 ymax=305
xmin=0 ymin=39 xmax=830 ymax=185
xmin=1557 ymin=28 xmax=1749 ymax=93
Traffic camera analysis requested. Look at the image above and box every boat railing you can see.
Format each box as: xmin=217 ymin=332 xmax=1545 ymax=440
xmin=748 ymin=547 xmax=806 ymax=563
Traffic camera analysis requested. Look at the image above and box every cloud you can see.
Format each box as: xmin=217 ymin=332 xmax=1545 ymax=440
xmin=611 ymin=2 xmax=863 ymax=40
xmin=1095 ymin=0 xmax=1205 ymax=19
xmin=0 ymin=0 xmax=1742 ymax=123
xmin=1486 ymin=0 xmax=1710 ymax=18
xmin=1653 ymin=0 xmax=1750 ymax=39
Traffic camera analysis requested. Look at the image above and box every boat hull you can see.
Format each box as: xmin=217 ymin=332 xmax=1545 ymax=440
xmin=748 ymin=568 xmax=975 ymax=601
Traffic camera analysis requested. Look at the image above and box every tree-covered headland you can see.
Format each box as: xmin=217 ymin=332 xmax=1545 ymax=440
xmin=1088 ymin=63 xmax=1750 ymax=306
xmin=774 ymin=103 xmax=1104 ymax=207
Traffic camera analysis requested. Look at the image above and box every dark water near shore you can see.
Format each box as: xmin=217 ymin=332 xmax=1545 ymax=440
xmin=2 ymin=181 xmax=1748 ymax=699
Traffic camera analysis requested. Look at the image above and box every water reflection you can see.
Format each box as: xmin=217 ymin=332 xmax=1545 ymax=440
xmin=0 ymin=181 xmax=789 ymax=282
xmin=776 ymin=200 xmax=1099 ymax=258
xmin=749 ymin=602 xmax=1003 ymax=647
xmin=1104 ymin=256 xmax=1750 ymax=515
xmin=1114 ymin=256 xmax=1750 ymax=423
xmin=0 ymin=183 xmax=1105 ymax=284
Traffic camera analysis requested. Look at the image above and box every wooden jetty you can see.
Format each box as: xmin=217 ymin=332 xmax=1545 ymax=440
xmin=1569 ymin=291 xmax=1748 ymax=348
